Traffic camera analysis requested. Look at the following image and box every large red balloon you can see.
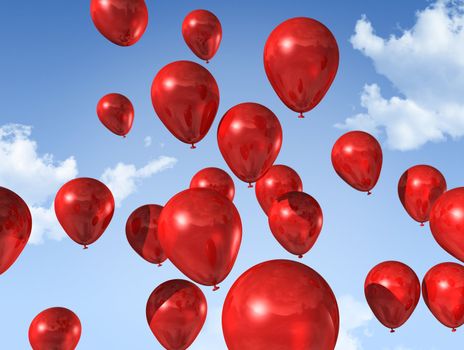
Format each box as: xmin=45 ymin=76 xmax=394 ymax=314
xmin=54 ymin=178 xmax=115 ymax=249
xmin=264 ymin=17 xmax=339 ymax=118
xmin=146 ymin=279 xmax=207 ymax=350
xmin=90 ymin=0 xmax=148 ymax=46
xmin=29 ymin=307 xmax=81 ymax=350
xmin=97 ymin=93 xmax=134 ymax=137
xmin=190 ymin=167 xmax=235 ymax=201
xmin=422 ymin=262 xmax=464 ymax=331
xmin=182 ymin=10 xmax=222 ymax=63
xmin=255 ymin=164 xmax=303 ymax=215
xmin=0 ymin=187 xmax=32 ymax=275
xmin=126 ymin=204 xmax=166 ymax=266
xmin=430 ymin=188 xmax=464 ymax=262
xmin=331 ymin=131 xmax=383 ymax=194
xmin=222 ymin=259 xmax=339 ymax=350
xmin=268 ymin=191 xmax=322 ymax=258
xmin=151 ymin=61 xmax=220 ymax=149
xmin=364 ymin=261 xmax=420 ymax=332
xmin=217 ymin=103 xmax=283 ymax=187
xmin=398 ymin=165 xmax=446 ymax=226
xmin=158 ymin=188 xmax=242 ymax=290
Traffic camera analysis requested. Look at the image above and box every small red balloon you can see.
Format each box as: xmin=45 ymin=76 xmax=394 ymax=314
xmin=90 ymin=0 xmax=148 ymax=46
xmin=151 ymin=61 xmax=220 ymax=148
xmin=365 ymin=261 xmax=420 ymax=332
xmin=264 ymin=17 xmax=339 ymax=118
xmin=331 ymin=131 xmax=383 ymax=194
xmin=29 ymin=307 xmax=81 ymax=350
xmin=54 ymin=178 xmax=115 ymax=249
xmin=0 ymin=187 xmax=32 ymax=275
xmin=126 ymin=204 xmax=166 ymax=265
xmin=146 ymin=279 xmax=207 ymax=350
xmin=190 ymin=167 xmax=235 ymax=201
xmin=430 ymin=188 xmax=464 ymax=262
xmin=222 ymin=259 xmax=339 ymax=350
xmin=398 ymin=165 xmax=446 ymax=225
xmin=158 ymin=188 xmax=242 ymax=290
xmin=268 ymin=191 xmax=323 ymax=258
xmin=422 ymin=262 xmax=464 ymax=331
xmin=217 ymin=103 xmax=282 ymax=187
xmin=255 ymin=164 xmax=303 ymax=215
xmin=97 ymin=93 xmax=134 ymax=137
xmin=182 ymin=9 xmax=222 ymax=63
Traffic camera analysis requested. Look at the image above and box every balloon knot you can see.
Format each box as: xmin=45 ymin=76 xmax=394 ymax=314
xmin=206 ymin=60 xmax=210 ymax=64
xmin=190 ymin=143 xmax=196 ymax=149
xmin=157 ymin=263 xmax=162 ymax=267
xmin=83 ymin=245 xmax=88 ymax=250
xmin=367 ymin=191 xmax=372 ymax=196
xmin=123 ymin=135 xmax=127 ymax=139
xmin=420 ymin=222 xmax=425 ymax=227
xmin=452 ymin=328 xmax=457 ymax=333
xmin=390 ymin=328 xmax=395 ymax=333
xmin=298 ymin=113 xmax=305 ymax=119
xmin=298 ymin=254 xmax=303 ymax=259
xmin=213 ymin=285 xmax=220 ymax=291
xmin=248 ymin=183 xmax=254 ymax=188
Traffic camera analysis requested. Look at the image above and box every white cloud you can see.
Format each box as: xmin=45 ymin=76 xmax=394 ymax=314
xmin=335 ymin=295 xmax=373 ymax=350
xmin=29 ymin=205 xmax=64 ymax=244
xmin=144 ymin=136 xmax=152 ymax=147
xmin=338 ymin=0 xmax=464 ymax=150
xmin=101 ymin=156 xmax=177 ymax=206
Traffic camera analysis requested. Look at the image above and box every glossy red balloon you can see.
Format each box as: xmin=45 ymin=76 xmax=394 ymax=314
xmin=182 ymin=10 xmax=222 ymax=63
xmin=398 ymin=165 xmax=446 ymax=225
xmin=264 ymin=17 xmax=339 ymax=118
xmin=364 ymin=261 xmax=420 ymax=332
xmin=222 ymin=259 xmax=339 ymax=350
xmin=255 ymin=164 xmax=303 ymax=215
xmin=430 ymin=188 xmax=464 ymax=262
xmin=90 ymin=0 xmax=148 ymax=46
xmin=54 ymin=178 xmax=115 ymax=249
xmin=146 ymin=279 xmax=207 ymax=350
xmin=268 ymin=191 xmax=322 ymax=258
xmin=126 ymin=204 xmax=166 ymax=266
xmin=29 ymin=307 xmax=81 ymax=350
xmin=151 ymin=61 xmax=219 ymax=148
xmin=158 ymin=188 xmax=242 ymax=290
xmin=422 ymin=262 xmax=464 ymax=331
xmin=0 ymin=187 xmax=32 ymax=275
xmin=190 ymin=167 xmax=235 ymax=201
xmin=331 ymin=131 xmax=383 ymax=194
xmin=217 ymin=103 xmax=283 ymax=187
xmin=97 ymin=93 xmax=134 ymax=137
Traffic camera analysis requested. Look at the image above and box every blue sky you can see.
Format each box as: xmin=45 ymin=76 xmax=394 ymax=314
xmin=1 ymin=0 xmax=464 ymax=349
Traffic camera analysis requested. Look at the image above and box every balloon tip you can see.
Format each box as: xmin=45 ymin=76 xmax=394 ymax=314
xmin=298 ymin=254 xmax=303 ymax=259
xmin=83 ymin=245 xmax=88 ymax=250
xmin=123 ymin=135 xmax=127 ymax=138
xmin=213 ymin=285 xmax=220 ymax=291
xmin=452 ymin=328 xmax=457 ymax=332
xmin=206 ymin=60 xmax=210 ymax=64
xmin=248 ymin=183 xmax=254 ymax=188
xmin=298 ymin=113 xmax=305 ymax=119
xmin=157 ymin=263 xmax=162 ymax=267
xmin=420 ymin=222 xmax=425 ymax=227
xmin=390 ymin=328 xmax=395 ymax=333
xmin=190 ymin=143 xmax=196 ymax=149
xmin=367 ymin=191 xmax=372 ymax=196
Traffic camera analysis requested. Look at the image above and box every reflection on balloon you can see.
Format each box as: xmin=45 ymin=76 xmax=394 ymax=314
xmin=190 ymin=167 xmax=235 ymax=201
xmin=365 ymin=261 xmax=420 ymax=332
xmin=97 ymin=93 xmax=134 ymax=137
xmin=147 ymin=279 xmax=207 ymax=350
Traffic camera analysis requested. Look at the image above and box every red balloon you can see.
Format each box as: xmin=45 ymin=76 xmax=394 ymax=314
xmin=182 ymin=10 xmax=222 ymax=63
xmin=90 ymin=0 xmax=148 ymax=46
xmin=264 ymin=17 xmax=339 ymax=118
xmin=222 ymin=259 xmax=339 ymax=350
xmin=97 ymin=93 xmax=134 ymax=137
xmin=364 ymin=261 xmax=420 ymax=332
xmin=430 ymin=188 xmax=464 ymax=262
xmin=54 ymin=178 xmax=115 ymax=249
xmin=158 ymin=188 xmax=242 ymax=290
xmin=268 ymin=191 xmax=322 ymax=258
xmin=125 ymin=204 xmax=166 ymax=266
xmin=217 ymin=103 xmax=283 ymax=187
xmin=0 ymin=187 xmax=32 ymax=275
xmin=422 ymin=262 xmax=464 ymax=331
xmin=398 ymin=165 xmax=446 ymax=226
xmin=255 ymin=164 xmax=303 ymax=214
xmin=151 ymin=61 xmax=219 ymax=149
xmin=146 ymin=279 xmax=207 ymax=350
xmin=331 ymin=131 xmax=383 ymax=194
xmin=29 ymin=307 xmax=81 ymax=350
xmin=190 ymin=167 xmax=235 ymax=201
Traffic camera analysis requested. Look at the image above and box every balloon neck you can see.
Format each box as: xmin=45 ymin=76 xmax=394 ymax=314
xmin=190 ymin=143 xmax=196 ymax=149
xmin=83 ymin=245 xmax=89 ymax=250
xmin=123 ymin=135 xmax=127 ymax=139
xmin=248 ymin=183 xmax=253 ymax=188
xmin=367 ymin=191 xmax=372 ymax=196
xmin=157 ymin=263 xmax=162 ymax=267
xmin=452 ymin=328 xmax=457 ymax=332
xmin=213 ymin=285 xmax=220 ymax=291
xmin=298 ymin=112 xmax=305 ymax=119
xmin=390 ymin=328 xmax=395 ymax=333
xmin=298 ymin=254 xmax=303 ymax=259
xmin=206 ymin=60 xmax=210 ymax=64
xmin=420 ymin=222 xmax=425 ymax=227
